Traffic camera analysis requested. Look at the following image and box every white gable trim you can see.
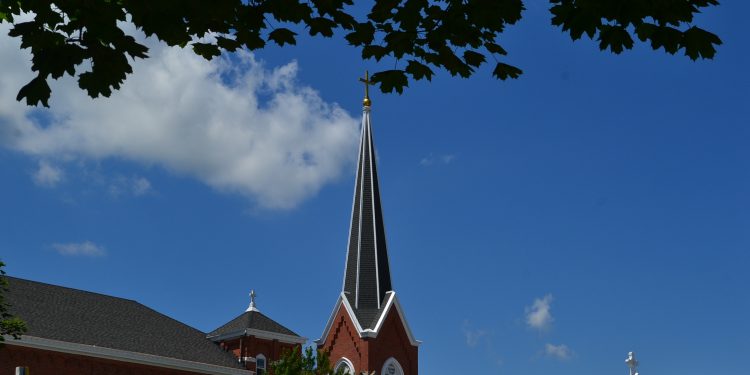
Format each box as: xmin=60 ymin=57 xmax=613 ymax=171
xmin=3 ymin=335 xmax=252 ymax=375
xmin=207 ymin=328 xmax=307 ymax=345
xmin=315 ymin=293 xmax=363 ymax=345
xmin=369 ymin=292 xmax=421 ymax=347
xmin=315 ymin=292 xmax=420 ymax=347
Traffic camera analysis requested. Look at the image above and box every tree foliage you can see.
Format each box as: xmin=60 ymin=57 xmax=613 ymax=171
xmin=272 ymin=346 xmax=346 ymax=375
xmin=0 ymin=0 xmax=721 ymax=107
xmin=0 ymin=261 xmax=27 ymax=342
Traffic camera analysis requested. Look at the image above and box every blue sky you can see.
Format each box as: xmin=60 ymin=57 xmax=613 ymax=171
xmin=1 ymin=2 xmax=748 ymax=375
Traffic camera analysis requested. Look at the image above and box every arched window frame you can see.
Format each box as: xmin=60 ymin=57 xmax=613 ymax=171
xmin=334 ymin=357 xmax=355 ymax=374
xmin=256 ymin=353 xmax=267 ymax=375
xmin=381 ymin=357 xmax=404 ymax=375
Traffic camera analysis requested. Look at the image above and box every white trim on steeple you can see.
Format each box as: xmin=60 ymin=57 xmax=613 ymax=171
xmin=341 ymin=112 xmax=366 ymax=294
xmin=369 ymin=112 xmax=395 ymax=303
xmin=315 ymin=292 xmax=421 ymax=348
xmin=355 ymin=110 xmax=366 ymax=308
xmin=367 ymin=110 xmax=382 ymax=308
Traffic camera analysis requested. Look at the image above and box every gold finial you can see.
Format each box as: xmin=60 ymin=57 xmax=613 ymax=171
xmin=359 ymin=70 xmax=372 ymax=107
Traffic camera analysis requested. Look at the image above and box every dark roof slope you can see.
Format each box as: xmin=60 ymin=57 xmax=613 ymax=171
xmin=5 ymin=277 xmax=242 ymax=369
xmin=208 ymin=310 xmax=300 ymax=338
xmin=342 ymin=106 xmax=393 ymax=329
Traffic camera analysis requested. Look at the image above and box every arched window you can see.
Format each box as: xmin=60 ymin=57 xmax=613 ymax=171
xmin=256 ymin=353 xmax=267 ymax=375
xmin=381 ymin=357 xmax=404 ymax=375
xmin=334 ymin=357 xmax=354 ymax=374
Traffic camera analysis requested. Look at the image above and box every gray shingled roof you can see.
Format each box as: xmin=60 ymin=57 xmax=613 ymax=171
xmin=5 ymin=277 xmax=243 ymax=369
xmin=342 ymin=106 xmax=393 ymax=329
xmin=207 ymin=310 xmax=300 ymax=338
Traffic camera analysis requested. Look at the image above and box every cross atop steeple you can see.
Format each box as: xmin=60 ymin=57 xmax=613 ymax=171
xmin=359 ymin=70 xmax=372 ymax=107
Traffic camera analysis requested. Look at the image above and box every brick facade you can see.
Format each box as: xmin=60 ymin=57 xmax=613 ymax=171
xmin=0 ymin=345 xmax=208 ymax=375
xmin=218 ymin=336 xmax=300 ymax=374
xmin=365 ymin=308 xmax=418 ymax=375
xmin=318 ymin=304 xmax=418 ymax=375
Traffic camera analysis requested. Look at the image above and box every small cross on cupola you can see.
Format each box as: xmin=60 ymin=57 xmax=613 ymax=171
xmin=625 ymin=351 xmax=639 ymax=375
xmin=246 ymin=289 xmax=260 ymax=312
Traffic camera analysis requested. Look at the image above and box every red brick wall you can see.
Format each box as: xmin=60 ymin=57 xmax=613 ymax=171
xmin=318 ymin=304 xmax=418 ymax=375
xmin=366 ymin=307 xmax=418 ymax=375
xmin=0 ymin=345 xmax=210 ymax=375
xmin=318 ymin=305 xmax=368 ymax=373
xmin=218 ymin=336 xmax=300 ymax=374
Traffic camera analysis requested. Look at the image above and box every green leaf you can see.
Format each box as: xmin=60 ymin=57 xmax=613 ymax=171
xmin=345 ymin=22 xmax=375 ymax=45
xmin=371 ymin=69 xmax=408 ymax=94
xmin=120 ymin=35 xmax=149 ymax=59
xmin=597 ymin=25 xmax=634 ymax=54
xmin=192 ymin=42 xmax=221 ymax=60
xmin=308 ymin=17 xmax=337 ymax=37
xmin=236 ymin=30 xmax=267 ymax=50
xmin=361 ymin=45 xmax=389 ymax=61
xmin=268 ymin=28 xmax=297 ymax=46
xmin=681 ymin=26 xmax=722 ymax=60
xmin=383 ymin=31 xmax=414 ymax=59
xmin=652 ymin=26 xmax=683 ymax=54
xmin=16 ymin=75 xmax=51 ymax=107
xmin=484 ymin=42 xmax=507 ymax=55
xmin=492 ymin=62 xmax=522 ymax=80
xmin=635 ymin=23 xmax=657 ymax=42
xmin=438 ymin=47 xmax=471 ymax=77
xmin=265 ymin=0 xmax=312 ymax=23
xmin=216 ymin=36 xmax=241 ymax=51
xmin=463 ymin=50 xmax=485 ymax=67
xmin=405 ymin=60 xmax=434 ymax=81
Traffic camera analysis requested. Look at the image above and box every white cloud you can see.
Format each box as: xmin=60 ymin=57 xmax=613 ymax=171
xmin=462 ymin=320 xmax=488 ymax=348
xmin=544 ymin=343 xmax=573 ymax=360
xmin=52 ymin=241 xmax=106 ymax=257
xmin=131 ymin=177 xmax=152 ymax=196
xmin=419 ymin=153 xmax=456 ymax=166
xmin=525 ymin=294 xmax=554 ymax=330
xmin=32 ymin=160 xmax=64 ymax=187
xmin=107 ymin=175 xmax=153 ymax=197
xmin=0 ymin=23 xmax=359 ymax=209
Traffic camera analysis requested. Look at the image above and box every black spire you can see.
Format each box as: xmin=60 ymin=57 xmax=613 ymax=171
xmin=342 ymin=102 xmax=392 ymax=319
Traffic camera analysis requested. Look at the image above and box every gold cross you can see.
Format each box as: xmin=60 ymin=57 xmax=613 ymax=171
xmin=359 ymin=70 xmax=372 ymax=106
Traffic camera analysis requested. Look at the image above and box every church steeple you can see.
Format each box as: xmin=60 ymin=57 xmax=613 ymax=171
xmin=342 ymin=73 xmax=392 ymax=312
xmin=317 ymin=77 xmax=419 ymax=375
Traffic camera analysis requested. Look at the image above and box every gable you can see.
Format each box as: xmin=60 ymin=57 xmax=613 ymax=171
xmin=316 ymin=291 xmax=420 ymax=348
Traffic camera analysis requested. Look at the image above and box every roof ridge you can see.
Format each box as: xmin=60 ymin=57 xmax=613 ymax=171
xmin=6 ymin=276 xmax=139 ymax=303
xmin=208 ymin=309 xmax=301 ymax=338
xmin=7 ymin=276 xmax=211 ymax=334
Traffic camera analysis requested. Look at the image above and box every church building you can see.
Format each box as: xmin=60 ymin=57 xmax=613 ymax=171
xmin=1 ymin=76 xmax=419 ymax=375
